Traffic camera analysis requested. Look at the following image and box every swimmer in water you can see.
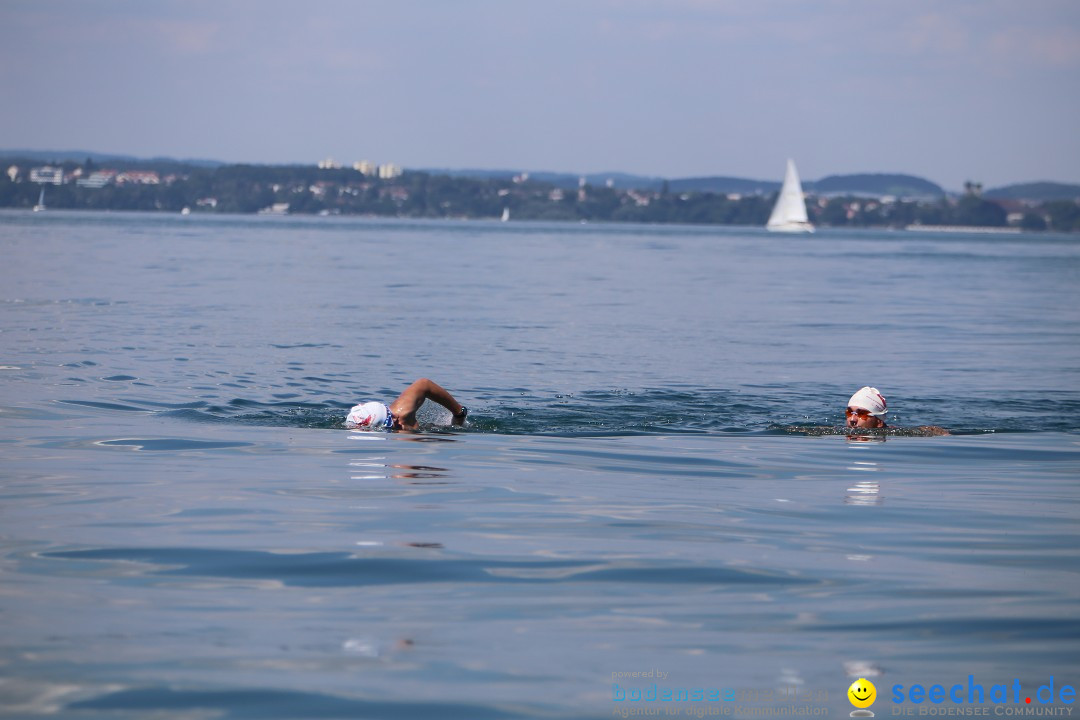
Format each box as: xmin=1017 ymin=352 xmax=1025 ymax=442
xmin=846 ymin=386 xmax=948 ymax=435
xmin=845 ymin=386 xmax=889 ymax=429
xmin=346 ymin=378 xmax=467 ymax=431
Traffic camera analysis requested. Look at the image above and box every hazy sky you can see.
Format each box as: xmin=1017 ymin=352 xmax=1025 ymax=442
xmin=2 ymin=0 xmax=1078 ymax=189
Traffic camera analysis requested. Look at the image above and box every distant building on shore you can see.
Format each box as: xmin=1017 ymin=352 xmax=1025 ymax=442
xmin=377 ymin=163 xmax=402 ymax=179
xmin=76 ymin=170 xmax=118 ymax=188
xmin=323 ymin=157 xmax=400 ymax=179
xmin=115 ymin=171 xmax=159 ymax=185
xmin=29 ymin=166 xmax=64 ymax=184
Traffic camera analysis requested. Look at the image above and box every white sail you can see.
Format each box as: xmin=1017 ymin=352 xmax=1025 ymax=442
xmin=501 ymin=207 xmax=510 ymax=222
xmin=766 ymin=159 xmax=813 ymax=233
xmin=33 ymin=187 xmax=46 ymax=212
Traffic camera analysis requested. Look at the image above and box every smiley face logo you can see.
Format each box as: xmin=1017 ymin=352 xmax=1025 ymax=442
xmin=848 ymin=678 xmax=877 ymax=709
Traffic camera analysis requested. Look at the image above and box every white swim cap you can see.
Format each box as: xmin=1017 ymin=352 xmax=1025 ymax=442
xmin=346 ymin=401 xmax=388 ymax=428
xmin=847 ymin=387 xmax=887 ymax=416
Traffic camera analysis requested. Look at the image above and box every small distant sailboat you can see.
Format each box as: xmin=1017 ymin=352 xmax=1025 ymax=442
xmin=766 ymin=159 xmax=814 ymax=233
xmin=500 ymin=207 xmax=510 ymax=222
xmin=33 ymin=187 xmax=46 ymax=212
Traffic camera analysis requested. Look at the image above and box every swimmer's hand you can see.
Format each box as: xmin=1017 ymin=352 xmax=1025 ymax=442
xmin=452 ymin=406 xmax=468 ymax=427
xmin=916 ymin=425 xmax=950 ymax=436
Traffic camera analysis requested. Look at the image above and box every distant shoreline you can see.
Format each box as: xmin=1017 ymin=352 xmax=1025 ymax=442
xmin=2 ymin=158 xmax=1077 ymax=232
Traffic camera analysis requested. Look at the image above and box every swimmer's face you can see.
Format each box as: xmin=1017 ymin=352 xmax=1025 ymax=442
xmin=847 ymin=406 xmax=885 ymax=429
xmin=848 ymin=678 xmax=877 ymax=708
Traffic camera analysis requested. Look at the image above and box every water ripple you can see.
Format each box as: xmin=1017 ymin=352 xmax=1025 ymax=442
xmin=42 ymin=547 xmax=818 ymax=588
xmin=70 ymin=687 xmax=554 ymax=720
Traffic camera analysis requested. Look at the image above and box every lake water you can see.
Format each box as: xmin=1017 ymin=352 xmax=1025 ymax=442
xmin=1 ymin=210 xmax=1078 ymax=719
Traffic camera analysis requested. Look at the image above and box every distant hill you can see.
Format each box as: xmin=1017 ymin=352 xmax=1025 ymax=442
xmin=419 ymin=168 xmax=519 ymax=180
xmin=0 ymin=149 xmax=224 ymax=168
xmin=984 ymin=182 xmax=1080 ymax=202
xmin=418 ymin=168 xmax=665 ymax=190
xmin=808 ymin=173 xmax=944 ymax=198
xmin=425 ymin=168 xmax=946 ymax=198
xmin=525 ymin=171 xmax=664 ymax=190
xmin=624 ymin=173 xmax=945 ymax=197
xmin=421 ymin=170 xmax=782 ymax=194
xmin=667 ymin=176 xmax=779 ymax=194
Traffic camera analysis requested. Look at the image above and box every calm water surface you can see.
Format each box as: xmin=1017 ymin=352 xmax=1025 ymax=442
xmin=1 ymin=211 xmax=1078 ymax=718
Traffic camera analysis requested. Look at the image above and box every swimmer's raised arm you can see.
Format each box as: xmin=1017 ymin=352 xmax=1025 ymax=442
xmin=388 ymin=378 xmax=468 ymax=430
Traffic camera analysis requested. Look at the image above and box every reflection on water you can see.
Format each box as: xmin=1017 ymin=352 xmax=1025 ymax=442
xmin=845 ymin=453 xmax=883 ymax=506
xmin=349 ymin=456 xmax=451 ymax=481
xmin=845 ymin=479 xmax=882 ymax=506
xmin=845 ymin=432 xmax=887 ymax=443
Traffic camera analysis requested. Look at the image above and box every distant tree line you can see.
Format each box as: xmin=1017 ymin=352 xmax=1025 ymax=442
xmin=815 ymin=194 xmax=1030 ymax=229
xmin=2 ymin=157 xmax=1078 ymax=231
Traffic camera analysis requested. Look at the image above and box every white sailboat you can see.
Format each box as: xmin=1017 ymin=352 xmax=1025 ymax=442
xmin=766 ymin=159 xmax=813 ymax=233
xmin=500 ymin=207 xmax=510 ymax=222
xmin=32 ymin=186 xmax=46 ymax=212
